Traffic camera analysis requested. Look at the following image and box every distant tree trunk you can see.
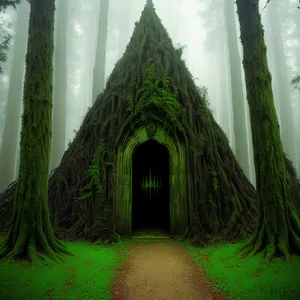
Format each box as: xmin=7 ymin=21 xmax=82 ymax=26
xmin=0 ymin=0 xmax=70 ymax=262
xmin=236 ymin=0 xmax=300 ymax=261
xmin=50 ymin=0 xmax=69 ymax=171
xmin=92 ymin=0 xmax=109 ymax=104
xmin=292 ymin=6 xmax=300 ymax=176
xmin=224 ymin=0 xmax=251 ymax=179
xmin=218 ymin=21 xmax=235 ymax=150
xmin=118 ymin=0 xmax=130 ymax=57
xmin=267 ymin=1 xmax=296 ymax=163
xmin=0 ymin=1 xmax=29 ymax=192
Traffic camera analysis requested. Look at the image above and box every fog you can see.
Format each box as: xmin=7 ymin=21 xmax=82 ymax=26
xmin=0 ymin=0 xmax=299 ymax=192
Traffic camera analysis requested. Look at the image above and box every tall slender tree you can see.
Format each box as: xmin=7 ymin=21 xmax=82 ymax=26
xmin=50 ymin=0 xmax=69 ymax=171
xmin=117 ymin=0 xmax=130 ymax=58
xmin=92 ymin=0 xmax=109 ymax=103
xmin=224 ymin=0 xmax=251 ymax=180
xmin=236 ymin=0 xmax=300 ymax=261
xmin=199 ymin=0 xmax=235 ymax=149
xmin=0 ymin=0 xmax=70 ymax=262
xmin=0 ymin=1 xmax=29 ymax=192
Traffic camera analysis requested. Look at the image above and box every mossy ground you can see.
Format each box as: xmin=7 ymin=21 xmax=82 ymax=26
xmin=1 ymin=237 xmax=299 ymax=299
xmin=0 ymin=238 xmax=129 ymax=300
xmin=186 ymin=242 xmax=300 ymax=300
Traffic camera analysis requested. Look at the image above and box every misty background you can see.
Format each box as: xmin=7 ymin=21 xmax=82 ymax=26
xmin=0 ymin=0 xmax=299 ymax=192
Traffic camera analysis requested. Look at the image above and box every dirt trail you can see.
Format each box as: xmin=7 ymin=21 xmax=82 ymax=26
xmin=112 ymin=241 xmax=225 ymax=300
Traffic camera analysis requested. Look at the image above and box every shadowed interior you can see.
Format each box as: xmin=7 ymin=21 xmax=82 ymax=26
xmin=132 ymin=139 xmax=170 ymax=233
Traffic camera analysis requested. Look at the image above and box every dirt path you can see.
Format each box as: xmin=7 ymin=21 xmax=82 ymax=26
xmin=112 ymin=241 xmax=226 ymax=300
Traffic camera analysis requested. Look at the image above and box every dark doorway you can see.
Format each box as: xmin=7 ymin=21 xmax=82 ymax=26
xmin=132 ymin=139 xmax=170 ymax=233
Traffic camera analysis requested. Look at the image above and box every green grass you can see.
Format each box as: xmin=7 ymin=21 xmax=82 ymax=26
xmin=186 ymin=242 xmax=300 ymax=300
xmin=0 ymin=240 xmax=129 ymax=300
xmin=1 ymin=237 xmax=300 ymax=300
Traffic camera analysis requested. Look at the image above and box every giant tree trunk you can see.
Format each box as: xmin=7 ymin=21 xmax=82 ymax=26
xmin=236 ymin=0 xmax=300 ymax=261
xmin=0 ymin=0 xmax=70 ymax=262
xmin=50 ymin=0 xmax=69 ymax=171
xmin=92 ymin=0 xmax=109 ymax=104
xmin=0 ymin=1 xmax=29 ymax=192
xmin=224 ymin=0 xmax=251 ymax=180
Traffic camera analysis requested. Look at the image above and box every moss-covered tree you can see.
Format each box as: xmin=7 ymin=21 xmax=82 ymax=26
xmin=0 ymin=0 xmax=70 ymax=262
xmin=236 ymin=0 xmax=300 ymax=261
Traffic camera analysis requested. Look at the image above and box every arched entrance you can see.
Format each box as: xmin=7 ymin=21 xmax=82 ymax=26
xmin=132 ymin=139 xmax=170 ymax=233
xmin=115 ymin=125 xmax=188 ymax=237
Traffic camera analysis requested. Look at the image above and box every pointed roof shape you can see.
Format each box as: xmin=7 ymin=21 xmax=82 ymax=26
xmin=146 ymin=0 xmax=154 ymax=7
xmin=44 ymin=0 xmax=258 ymax=243
xmin=102 ymin=0 xmax=204 ymax=111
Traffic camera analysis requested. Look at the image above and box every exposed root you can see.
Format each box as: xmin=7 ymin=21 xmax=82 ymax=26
xmin=0 ymin=212 xmax=74 ymax=263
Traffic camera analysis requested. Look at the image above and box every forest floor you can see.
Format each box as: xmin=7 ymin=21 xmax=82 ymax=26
xmin=111 ymin=239 xmax=225 ymax=300
xmin=0 ymin=237 xmax=300 ymax=299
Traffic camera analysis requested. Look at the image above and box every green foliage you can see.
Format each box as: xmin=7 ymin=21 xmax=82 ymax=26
xmin=126 ymin=95 xmax=134 ymax=114
xmin=195 ymin=134 xmax=206 ymax=156
xmin=135 ymin=63 xmax=183 ymax=130
xmin=208 ymin=167 xmax=220 ymax=191
xmin=137 ymin=63 xmax=178 ymax=106
xmin=196 ymin=85 xmax=213 ymax=111
xmin=81 ymin=141 xmax=106 ymax=198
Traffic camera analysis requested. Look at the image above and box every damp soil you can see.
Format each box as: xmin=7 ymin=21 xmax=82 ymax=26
xmin=112 ymin=241 xmax=226 ymax=300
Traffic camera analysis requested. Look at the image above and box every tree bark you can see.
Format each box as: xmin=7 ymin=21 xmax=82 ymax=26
xmin=0 ymin=0 xmax=71 ymax=262
xmin=92 ymin=0 xmax=109 ymax=104
xmin=236 ymin=0 xmax=300 ymax=261
xmin=0 ymin=1 xmax=29 ymax=192
xmin=50 ymin=0 xmax=69 ymax=171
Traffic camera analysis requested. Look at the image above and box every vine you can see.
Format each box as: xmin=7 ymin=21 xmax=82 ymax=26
xmin=81 ymin=141 xmax=106 ymax=199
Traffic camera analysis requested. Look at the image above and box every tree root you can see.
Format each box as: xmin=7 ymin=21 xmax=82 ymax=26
xmin=0 ymin=219 xmax=74 ymax=263
xmin=238 ymin=213 xmax=300 ymax=262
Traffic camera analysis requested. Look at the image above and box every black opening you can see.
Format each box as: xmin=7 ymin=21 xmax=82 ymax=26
xmin=132 ymin=139 xmax=170 ymax=232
